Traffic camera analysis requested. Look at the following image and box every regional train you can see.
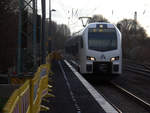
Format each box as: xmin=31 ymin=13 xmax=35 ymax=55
xmin=65 ymin=22 xmax=122 ymax=76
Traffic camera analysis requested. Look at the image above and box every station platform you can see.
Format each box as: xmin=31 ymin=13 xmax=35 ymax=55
xmin=41 ymin=60 xmax=119 ymax=113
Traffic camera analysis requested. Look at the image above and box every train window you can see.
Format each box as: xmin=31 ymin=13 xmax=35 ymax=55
xmin=88 ymin=29 xmax=117 ymax=51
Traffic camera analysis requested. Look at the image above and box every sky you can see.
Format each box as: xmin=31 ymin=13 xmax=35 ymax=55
xmin=38 ymin=0 xmax=150 ymax=35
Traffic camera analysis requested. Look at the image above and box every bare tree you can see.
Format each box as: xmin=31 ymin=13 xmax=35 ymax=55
xmin=117 ymin=19 xmax=147 ymax=60
xmin=0 ymin=0 xmax=18 ymax=15
xmin=88 ymin=14 xmax=109 ymax=23
xmin=49 ymin=22 xmax=71 ymax=50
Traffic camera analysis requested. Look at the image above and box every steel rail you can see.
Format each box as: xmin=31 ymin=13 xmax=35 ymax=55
xmin=125 ymin=65 xmax=150 ymax=77
xmin=111 ymin=82 xmax=150 ymax=111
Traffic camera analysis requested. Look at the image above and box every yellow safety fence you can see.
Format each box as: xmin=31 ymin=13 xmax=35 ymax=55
xmin=3 ymin=80 xmax=31 ymax=113
xmin=2 ymin=59 xmax=52 ymax=113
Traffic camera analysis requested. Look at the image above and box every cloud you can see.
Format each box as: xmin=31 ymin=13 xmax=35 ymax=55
xmin=42 ymin=0 xmax=150 ymax=35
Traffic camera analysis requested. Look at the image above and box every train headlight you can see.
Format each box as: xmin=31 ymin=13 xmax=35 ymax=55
xmin=111 ymin=57 xmax=115 ymax=62
xmin=110 ymin=56 xmax=119 ymax=62
xmin=87 ymin=56 xmax=96 ymax=61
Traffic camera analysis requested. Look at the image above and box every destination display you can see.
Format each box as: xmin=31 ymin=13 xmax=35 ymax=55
xmin=88 ymin=28 xmax=116 ymax=33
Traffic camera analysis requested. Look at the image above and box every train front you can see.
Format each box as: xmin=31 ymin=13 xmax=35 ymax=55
xmin=82 ymin=23 xmax=122 ymax=75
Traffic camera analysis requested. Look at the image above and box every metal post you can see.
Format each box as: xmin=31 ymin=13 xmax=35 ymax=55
xmin=17 ymin=0 xmax=38 ymax=74
xmin=48 ymin=1 xmax=56 ymax=53
xmin=17 ymin=0 xmax=23 ymax=75
xmin=134 ymin=11 xmax=137 ymax=32
xmin=48 ymin=0 xmax=52 ymax=53
xmin=33 ymin=0 xmax=37 ymax=70
xmin=41 ymin=0 xmax=46 ymax=64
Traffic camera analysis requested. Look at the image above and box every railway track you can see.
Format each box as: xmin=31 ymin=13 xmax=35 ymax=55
xmin=62 ymin=60 xmax=123 ymax=113
xmin=68 ymin=59 xmax=150 ymax=112
xmin=111 ymin=82 xmax=150 ymax=110
xmin=124 ymin=59 xmax=150 ymax=69
xmin=94 ymin=82 xmax=150 ymax=113
xmin=124 ymin=64 xmax=150 ymax=77
xmin=124 ymin=59 xmax=150 ymax=76
xmin=143 ymin=64 xmax=150 ymax=70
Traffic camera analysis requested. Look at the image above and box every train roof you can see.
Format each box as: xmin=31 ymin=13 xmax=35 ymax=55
xmin=87 ymin=22 xmax=115 ymax=29
xmin=68 ymin=22 xmax=118 ymax=41
xmin=72 ymin=22 xmax=116 ymax=35
xmin=65 ymin=22 xmax=121 ymax=47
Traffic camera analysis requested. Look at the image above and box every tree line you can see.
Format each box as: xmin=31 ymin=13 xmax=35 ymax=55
xmin=47 ymin=21 xmax=71 ymax=50
xmin=1 ymin=0 xmax=150 ymax=65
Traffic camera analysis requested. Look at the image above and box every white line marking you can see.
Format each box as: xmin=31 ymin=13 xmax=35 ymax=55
xmin=59 ymin=61 xmax=81 ymax=113
xmin=64 ymin=60 xmax=119 ymax=113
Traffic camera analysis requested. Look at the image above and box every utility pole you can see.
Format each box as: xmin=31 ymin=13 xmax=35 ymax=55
xmin=48 ymin=0 xmax=52 ymax=53
xmin=17 ymin=0 xmax=37 ymax=74
xmin=134 ymin=11 xmax=137 ymax=30
xmin=134 ymin=11 xmax=137 ymax=35
xmin=134 ymin=11 xmax=137 ymax=22
xmin=41 ymin=0 xmax=46 ymax=64
xmin=48 ymin=0 xmax=56 ymax=53
xmin=17 ymin=0 xmax=23 ymax=75
xmin=33 ymin=0 xmax=37 ymax=71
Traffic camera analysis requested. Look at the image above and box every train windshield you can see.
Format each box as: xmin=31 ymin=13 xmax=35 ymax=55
xmin=88 ymin=28 xmax=117 ymax=51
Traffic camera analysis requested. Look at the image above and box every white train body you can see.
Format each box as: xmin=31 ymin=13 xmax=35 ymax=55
xmin=65 ymin=22 xmax=122 ymax=75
